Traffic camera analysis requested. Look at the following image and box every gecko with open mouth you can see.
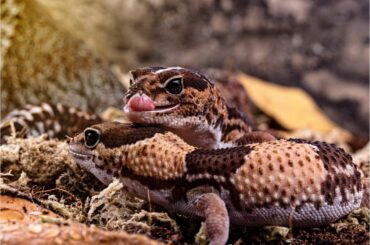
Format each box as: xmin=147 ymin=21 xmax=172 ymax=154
xmin=124 ymin=67 xmax=275 ymax=149
xmin=69 ymin=122 xmax=365 ymax=245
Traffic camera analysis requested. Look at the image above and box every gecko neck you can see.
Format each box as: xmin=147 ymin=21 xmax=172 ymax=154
xmin=169 ymin=88 xmax=254 ymax=149
xmin=205 ymin=88 xmax=253 ymax=148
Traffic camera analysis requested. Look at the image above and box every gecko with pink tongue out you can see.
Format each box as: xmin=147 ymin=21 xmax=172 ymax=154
xmin=126 ymin=92 xmax=156 ymax=112
xmin=123 ymin=67 xmax=274 ymax=149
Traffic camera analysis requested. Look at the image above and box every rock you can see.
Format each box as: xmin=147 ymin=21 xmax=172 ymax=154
xmin=1 ymin=0 xmax=124 ymax=116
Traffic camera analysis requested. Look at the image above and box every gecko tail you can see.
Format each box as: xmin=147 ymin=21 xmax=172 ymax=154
xmin=1 ymin=103 xmax=103 ymax=143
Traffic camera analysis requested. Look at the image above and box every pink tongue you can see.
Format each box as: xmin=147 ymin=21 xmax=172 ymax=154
xmin=127 ymin=93 xmax=155 ymax=111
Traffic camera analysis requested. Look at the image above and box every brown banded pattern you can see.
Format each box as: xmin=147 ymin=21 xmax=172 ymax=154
xmin=1 ymin=103 xmax=102 ymax=143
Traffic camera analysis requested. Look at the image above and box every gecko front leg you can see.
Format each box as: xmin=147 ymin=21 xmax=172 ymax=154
xmin=189 ymin=193 xmax=230 ymax=245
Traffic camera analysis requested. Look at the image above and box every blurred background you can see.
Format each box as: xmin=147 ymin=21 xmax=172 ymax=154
xmin=0 ymin=1 xmax=369 ymax=243
xmin=1 ymin=0 xmax=369 ymax=136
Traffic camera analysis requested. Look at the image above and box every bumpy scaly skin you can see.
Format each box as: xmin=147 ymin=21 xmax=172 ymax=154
xmin=69 ymin=122 xmax=364 ymax=245
xmin=0 ymin=103 xmax=102 ymax=143
xmin=124 ymin=67 xmax=274 ymax=149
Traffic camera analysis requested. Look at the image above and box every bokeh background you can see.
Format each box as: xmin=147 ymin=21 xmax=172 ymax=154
xmin=1 ymin=0 xmax=369 ymax=136
xmin=1 ymin=1 xmax=369 ymax=244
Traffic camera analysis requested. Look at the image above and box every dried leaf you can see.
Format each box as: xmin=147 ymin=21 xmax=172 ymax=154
xmin=238 ymin=73 xmax=351 ymax=141
xmin=0 ymin=195 xmax=163 ymax=245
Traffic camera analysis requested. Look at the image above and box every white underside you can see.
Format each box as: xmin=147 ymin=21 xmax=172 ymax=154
xmin=117 ymin=177 xmax=363 ymax=228
xmin=225 ymin=190 xmax=363 ymax=227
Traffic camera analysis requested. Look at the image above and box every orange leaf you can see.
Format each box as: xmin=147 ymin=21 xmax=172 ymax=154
xmin=238 ymin=73 xmax=351 ymax=141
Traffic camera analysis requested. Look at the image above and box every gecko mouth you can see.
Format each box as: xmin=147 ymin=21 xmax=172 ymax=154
xmin=68 ymin=145 xmax=94 ymax=161
xmin=153 ymin=103 xmax=179 ymax=111
xmin=69 ymin=150 xmax=92 ymax=160
xmin=124 ymin=103 xmax=179 ymax=115
xmin=124 ymin=93 xmax=179 ymax=114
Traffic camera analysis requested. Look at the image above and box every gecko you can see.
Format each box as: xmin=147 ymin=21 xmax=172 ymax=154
xmin=69 ymin=122 xmax=365 ymax=245
xmin=123 ymin=67 xmax=275 ymax=149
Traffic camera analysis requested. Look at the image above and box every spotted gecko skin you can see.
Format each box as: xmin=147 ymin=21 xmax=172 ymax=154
xmin=69 ymin=122 xmax=364 ymax=245
xmin=0 ymin=103 xmax=102 ymax=143
xmin=124 ymin=66 xmax=274 ymax=149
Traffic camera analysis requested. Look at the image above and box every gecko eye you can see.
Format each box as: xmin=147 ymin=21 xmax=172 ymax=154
xmin=164 ymin=77 xmax=183 ymax=95
xmin=84 ymin=128 xmax=101 ymax=148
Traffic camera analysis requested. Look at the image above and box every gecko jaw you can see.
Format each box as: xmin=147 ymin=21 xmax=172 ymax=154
xmin=69 ymin=149 xmax=93 ymax=161
xmin=69 ymin=145 xmax=113 ymax=185
xmin=69 ymin=144 xmax=94 ymax=160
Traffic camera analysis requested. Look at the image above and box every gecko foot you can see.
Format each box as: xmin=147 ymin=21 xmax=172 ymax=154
xmin=191 ymin=193 xmax=229 ymax=245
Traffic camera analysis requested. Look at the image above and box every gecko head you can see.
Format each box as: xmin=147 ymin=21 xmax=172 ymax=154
xmin=68 ymin=122 xmax=166 ymax=185
xmin=123 ymin=67 xmax=215 ymax=129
